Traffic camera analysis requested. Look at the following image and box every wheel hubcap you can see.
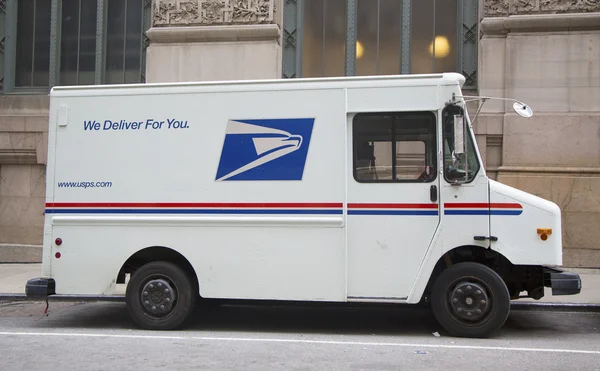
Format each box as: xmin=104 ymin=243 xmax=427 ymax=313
xmin=141 ymin=278 xmax=176 ymax=315
xmin=450 ymin=281 xmax=490 ymax=321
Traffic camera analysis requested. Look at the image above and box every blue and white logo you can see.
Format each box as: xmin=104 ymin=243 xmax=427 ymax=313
xmin=215 ymin=118 xmax=315 ymax=181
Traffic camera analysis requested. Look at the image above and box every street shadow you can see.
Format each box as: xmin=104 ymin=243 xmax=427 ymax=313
xmin=503 ymin=309 xmax=600 ymax=336
xmin=19 ymin=300 xmax=600 ymax=338
xmin=187 ymin=301 xmax=441 ymax=337
xmin=26 ymin=300 xmax=441 ymax=337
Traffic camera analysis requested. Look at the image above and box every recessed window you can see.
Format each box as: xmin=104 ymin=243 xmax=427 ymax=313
xmin=283 ymin=0 xmax=473 ymax=84
xmin=60 ymin=0 xmax=98 ymax=85
xmin=412 ymin=0 xmax=458 ymax=74
xmin=106 ymin=0 xmax=144 ymax=84
xmin=302 ymin=0 xmax=347 ymax=78
xmin=356 ymin=0 xmax=403 ymax=76
xmin=15 ymin=0 xmax=51 ymax=87
xmin=8 ymin=0 xmax=149 ymax=91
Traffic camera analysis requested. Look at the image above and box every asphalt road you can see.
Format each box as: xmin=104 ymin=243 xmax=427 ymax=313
xmin=1 ymin=300 xmax=599 ymax=370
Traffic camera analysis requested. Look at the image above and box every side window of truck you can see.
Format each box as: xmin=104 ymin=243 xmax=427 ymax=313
xmin=441 ymin=104 xmax=481 ymax=183
xmin=353 ymin=112 xmax=437 ymax=183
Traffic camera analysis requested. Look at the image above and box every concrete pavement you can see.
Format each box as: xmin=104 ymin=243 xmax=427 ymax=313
xmin=1 ymin=263 xmax=599 ymax=305
xmin=1 ymin=264 xmax=43 ymax=294
xmin=1 ymin=300 xmax=600 ymax=370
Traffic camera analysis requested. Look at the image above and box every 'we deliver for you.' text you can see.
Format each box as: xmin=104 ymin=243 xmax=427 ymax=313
xmin=83 ymin=119 xmax=190 ymax=131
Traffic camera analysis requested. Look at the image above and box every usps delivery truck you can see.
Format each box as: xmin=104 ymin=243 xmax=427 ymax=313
xmin=26 ymin=72 xmax=581 ymax=338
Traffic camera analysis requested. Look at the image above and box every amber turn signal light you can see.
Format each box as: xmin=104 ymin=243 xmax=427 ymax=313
xmin=537 ymin=228 xmax=552 ymax=241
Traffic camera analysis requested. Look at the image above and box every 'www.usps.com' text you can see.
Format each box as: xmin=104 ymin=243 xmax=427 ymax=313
xmin=58 ymin=181 xmax=113 ymax=189
xmin=84 ymin=119 xmax=189 ymax=131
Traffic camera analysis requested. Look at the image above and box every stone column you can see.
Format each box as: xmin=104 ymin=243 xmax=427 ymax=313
xmin=479 ymin=0 xmax=600 ymax=267
xmin=145 ymin=0 xmax=282 ymax=83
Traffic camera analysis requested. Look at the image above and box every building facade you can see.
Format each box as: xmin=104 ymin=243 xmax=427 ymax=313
xmin=0 ymin=0 xmax=599 ymax=266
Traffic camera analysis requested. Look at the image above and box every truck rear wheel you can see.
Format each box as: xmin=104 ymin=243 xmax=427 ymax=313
xmin=125 ymin=261 xmax=196 ymax=330
xmin=430 ymin=262 xmax=510 ymax=338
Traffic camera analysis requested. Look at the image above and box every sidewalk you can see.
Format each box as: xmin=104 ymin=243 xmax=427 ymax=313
xmin=1 ymin=263 xmax=599 ymax=304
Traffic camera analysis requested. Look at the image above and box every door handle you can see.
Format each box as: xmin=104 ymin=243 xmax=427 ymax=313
xmin=474 ymin=236 xmax=498 ymax=242
xmin=430 ymin=185 xmax=438 ymax=202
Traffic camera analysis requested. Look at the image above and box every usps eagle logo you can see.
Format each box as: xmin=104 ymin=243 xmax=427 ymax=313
xmin=215 ymin=118 xmax=315 ymax=181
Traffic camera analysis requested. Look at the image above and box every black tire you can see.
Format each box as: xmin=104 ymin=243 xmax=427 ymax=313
xmin=431 ymin=262 xmax=510 ymax=338
xmin=125 ymin=261 xmax=197 ymax=330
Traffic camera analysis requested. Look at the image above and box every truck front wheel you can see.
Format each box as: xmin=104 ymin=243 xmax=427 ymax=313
xmin=125 ymin=261 xmax=197 ymax=330
xmin=431 ymin=262 xmax=510 ymax=338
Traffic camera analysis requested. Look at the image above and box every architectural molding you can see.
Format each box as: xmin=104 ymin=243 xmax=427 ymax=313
xmin=153 ymin=0 xmax=275 ymax=27
xmin=497 ymin=166 xmax=600 ymax=175
xmin=485 ymin=0 xmax=600 ymax=17
xmin=146 ymin=23 xmax=280 ymax=43
xmin=0 ymin=149 xmax=38 ymax=164
xmin=481 ymin=12 xmax=600 ymax=35
xmin=485 ymin=0 xmax=510 ymax=17
xmin=486 ymin=135 xmax=503 ymax=148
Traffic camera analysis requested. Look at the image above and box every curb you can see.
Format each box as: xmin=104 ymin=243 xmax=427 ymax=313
xmin=2 ymin=293 xmax=600 ymax=313
xmin=0 ymin=294 xmax=27 ymax=302
xmin=510 ymin=301 xmax=600 ymax=313
xmin=0 ymin=244 xmax=42 ymax=264
xmin=0 ymin=294 xmax=125 ymax=302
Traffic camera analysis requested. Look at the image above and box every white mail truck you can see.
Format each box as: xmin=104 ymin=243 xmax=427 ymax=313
xmin=26 ymin=72 xmax=581 ymax=338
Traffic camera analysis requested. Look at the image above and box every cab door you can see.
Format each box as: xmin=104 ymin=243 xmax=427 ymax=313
xmin=346 ymin=111 xmax=441 ymax=301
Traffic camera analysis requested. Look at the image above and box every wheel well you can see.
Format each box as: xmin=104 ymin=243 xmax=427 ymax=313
xmin=117 ymin=246 xmax=199 ymax=292
xmin=422 ymin=246 xmax=544 ymax=302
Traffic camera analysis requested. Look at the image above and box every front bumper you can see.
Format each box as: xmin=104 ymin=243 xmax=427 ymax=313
xmin=25 ymin=278 xmax=56 ymax=299
xmin=544 ymin=267 xmax=582 ymax=296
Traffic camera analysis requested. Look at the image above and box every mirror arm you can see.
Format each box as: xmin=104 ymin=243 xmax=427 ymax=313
xmin=449 ymin=94 xmax=533 ymax=119
xmin=469 ymin=98 xmax=487 ymax=127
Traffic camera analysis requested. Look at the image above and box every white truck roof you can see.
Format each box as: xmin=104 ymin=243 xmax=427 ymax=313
xmin=49 ymin=72 xmax=467 ymax=97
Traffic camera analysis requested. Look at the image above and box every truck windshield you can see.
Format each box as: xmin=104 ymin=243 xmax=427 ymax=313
xmin=442 ymin=104 xmax=480 ymax=183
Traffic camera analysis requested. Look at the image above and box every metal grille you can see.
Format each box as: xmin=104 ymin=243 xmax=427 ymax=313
xmin=140 ymin=0 xmax=152 ymax=83
xmin=0 ymin=0 xmax=5 ymax=91
xmin=344 ymin=0 xmax=356 ymax=76
xmin=94 ymin=0 xmax=105 ymax=84
xmin=400 ymin=0 xmax=411 ymax=74
xmin=282 ymin=0 xmax=299 ymax=78
xmin=459 ymin=0 xmax=478 ymax=89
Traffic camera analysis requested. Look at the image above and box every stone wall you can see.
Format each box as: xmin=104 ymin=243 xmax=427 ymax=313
xmin=146 ymin=0 xmax=282 ymax=83
xmin=0 ymin=95 xmax=49 ymax=262
xmin=478 ymin=0 xmax=600 ymax=267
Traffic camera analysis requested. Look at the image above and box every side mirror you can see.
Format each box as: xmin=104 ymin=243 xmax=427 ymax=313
xmin=453 ymin=114 xmax=464 ymax=155
xmin=513 ymin=102 xmax=533 ymax=118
